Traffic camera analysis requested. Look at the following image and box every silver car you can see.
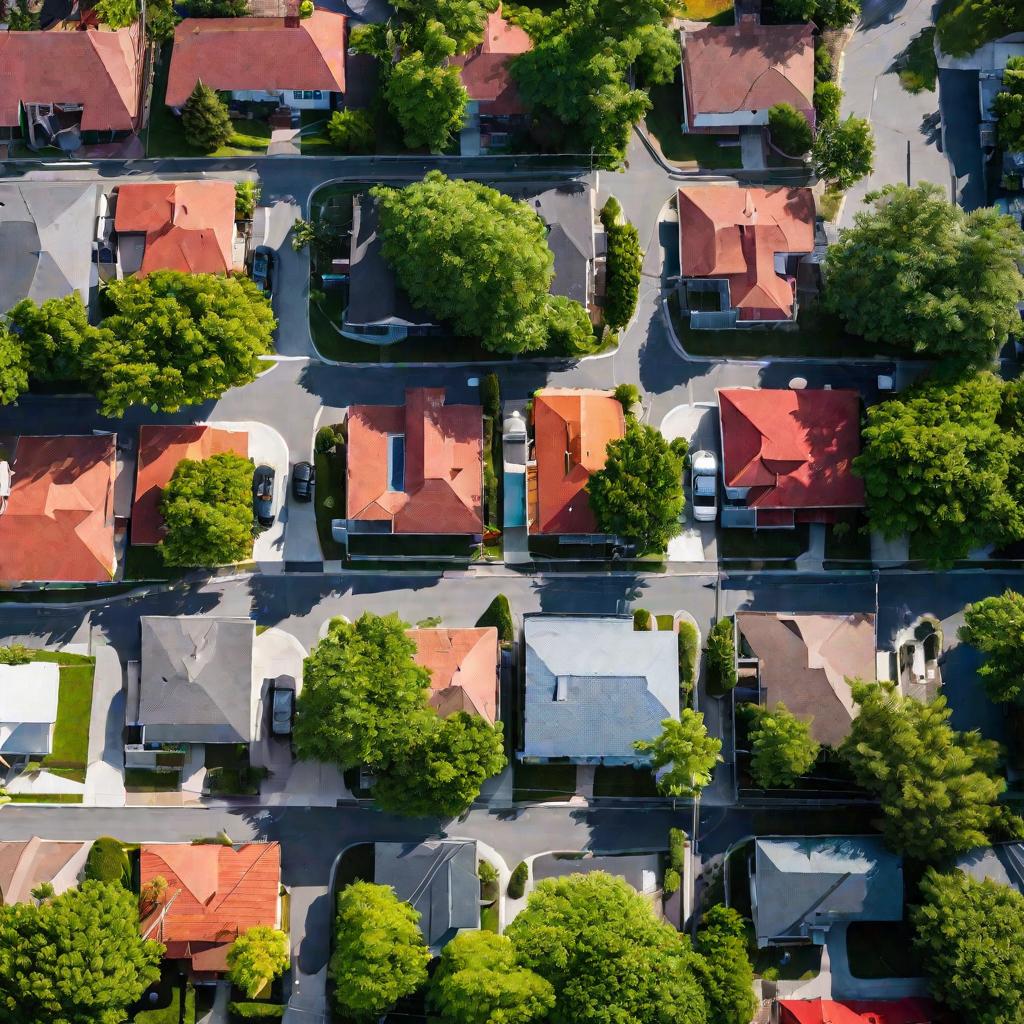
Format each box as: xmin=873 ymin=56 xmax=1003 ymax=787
xmin=690 ymin=450 xmax=718 ymax=523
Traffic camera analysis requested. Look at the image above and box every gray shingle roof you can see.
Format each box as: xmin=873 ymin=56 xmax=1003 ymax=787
xmin=752 ymin=836 xmax=903 ymax=946
xmin=139 ymin=616 xmax=255 ymax=744
xmin=522 ymin=615 xmax=679 ymax=761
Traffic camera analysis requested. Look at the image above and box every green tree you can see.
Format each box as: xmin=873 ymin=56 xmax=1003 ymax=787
xmin=814 ymin=0 xmax=860 ymax=27
xmin=768 ymin=103 xmax=813 ymax=155
xmin=959 ymin=590 xmax=1024 ymax=703
xmin=227 ymin=926 xmax=289 ymax=999
xmin=3 ymin=0 xmax=39 ymax=29
xmin=840 ymin=680 xmax=1022 ymax=860
xmin=814 ymin=81 xmax=843 ymax=126
xmin=158 ymin=452 xmax=254 ymax=567
xmin=91 ymin=270 xmax=275 ymax=415
xmin=0 ymin=324 xmax=28 ymax=406
xmin=634 ymin=710 xmax=722 ymax=797
xmin=6 ymin=294 xmax=93 ymax=383
xmin=181 ymin=80 xmax=233 ymax=152
xmin=372 ymin=711 xmax=507 ymax=818
xmin=542 ymin=294 xmax=597 ymax=355
xmin=745 ymin=702 xmax=820 ymax=788
xmin=430 ymin=931 xmax=555 ymax=1024
xmin=391 ymin=0 xmax=497 ymax=51
xmin=294 ymin=613 xmax=432 ymax=770
xmin=145 ymin=0 xmax=179 ymax=41
xmin=0 ymin=880 xmax=163 ymax=1024
xmin=813 ymin=114 xmax=873 ymax=188
xmin=706 ymin=618 xmax=737 ymax=693
xmin=329 ymin=882 xmax=430 ymax=1020
xmin=601 ymin=201 xmax=642 ymax=330
xmin=772 ymin=0 xmax=815 ymax=19
xmin=507 ymin=872 xmax=708 ymax=1024
xmin=693 ymin=906 xmax=757 ymax=1024
xmin=188 ymin=0 xmax=248 ymax=14
xmin=911 ymin=868 xmax=1024 ymax=1024
xmin=587 ymin=420 xmax=685 ymax=551
xmin=937 ymin=0 xmax=1024 ymax=58
xmin=386 ymin=51 xmax=467 ymax=151
xmin=326 ymin=108 xmax=375 ymax=152
xmin=633 ymin=22 xmax=681 ymax=86
xmin=853 ymin=373 xmax=1023 ymax=565
xmin=994 ymin=56 xmax=1024 ymax=151
xmin=94 ymin=0 xmax=136 ymax=26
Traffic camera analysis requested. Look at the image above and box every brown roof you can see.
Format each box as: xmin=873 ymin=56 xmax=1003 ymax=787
xmin=530 ymin=388 xmax=625 ymax=535
xmin=408 ymin=627 xmax=499 ymax=724
xmin=677 ymin=186 xmax=815 ymax=321
xmin=140 ymin=843 xmax=280 ymax=964
xmin=132 ymin=425 xmax=249 ymax=545
xmin=449 ymin=7 xmax=532 ymax=116
xmin=0 ymin=435 xmax=116 ymax=584
xmin=0 ymin=25 xmax=141 ymax=130
xmin=0 ymin=838 xmax=91 ymax=905
xmin=683 ymin=17 xmax=814 ymax=126
xmin=114 ymin=181 xmax=238 ymax=275
xmin=165 ymin=11 xmax=347 ymax=107
xmin=737 ymin=612 xmax=876 ymax=747
xmin=346 ymin=387 xmax=484 ymax=535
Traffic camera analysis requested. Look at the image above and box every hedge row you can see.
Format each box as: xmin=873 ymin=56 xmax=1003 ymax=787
xmin=508 ymin=861 xmax=529 ymax=899
xmin=229 ymin=1003 xmax=286 ymax=1019
xmin=477 ymin=594 xmax=514 ymax=646
xmin=600 ymin=198 xmax=642 ymax=330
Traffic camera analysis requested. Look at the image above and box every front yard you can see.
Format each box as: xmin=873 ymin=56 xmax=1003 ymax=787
xmin=28 ymin=651 xmax=96 ymax=784
xmin=513 ymin=763 xmax=578 ymax=802
xmin=645 ymin=76 xmax=741 ymax=169
xmin=846 ymin=921 xmax=923 ymax=978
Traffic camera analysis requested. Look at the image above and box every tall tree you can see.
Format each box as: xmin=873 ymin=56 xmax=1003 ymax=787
xmin=506 ymin=872 xmax=708 ymax=1024
xmin=94 ymin=0 xmax=137 ymax=27
xmin=587 ymin=421 xmax=686 ymax=551
xmin=6 ymin=294 xmax=93 ymax=384
xmin=912 ymin=868 xmax=1024 ymax=1024
xmin=391 ymin=0 xmax=497 ymax=52
xmin=294 ymin=613 xmax=432 ymax=770
xmin=227 ymin=926 xmax=290 ymax=999
xmin=0 ymin=880 xmax=163 ymax=1024
xmin=825 ymin=184 xmax=1024 ymax=366
xmin=329 ymin=882 xmax=430 ymax=1020
xmin=0 ymin=324 xmax=28 ymax=406
xmin=430 ymin=930 xmax=555 ymax=1024
xmin=745 ymin=703 xmax=820 ymax=788
xmin=385 ymin=50 xmax=468 ymax=151
xmin=634 ymin=710 xmax=722 ymax=798
xmin=158 ymin=452 xmax=255 ymax=568
xmin=181 ymin=80 xmax=233 ymax=152
xmin=813 ymin=114 xmax=874 ymax=189
xmin=693 ymin=906 xmax=758 ymax=1024
xmin=959 ymin=590 xmax=1024 ymax=703
xmin=839 ymin=680 xmax=1021 ymax=860
xmin=90 ymin=270 xmax=275 ymax=415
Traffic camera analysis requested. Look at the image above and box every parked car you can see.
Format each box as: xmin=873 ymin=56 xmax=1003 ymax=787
xmin=271 ymin=685 xmax=294 ymax=736
xmin=291 ymin=461 xmax=315 ymax=502
xmin=251 ymin=245 xmax=274 ymax=299
xmin=253 ymin=465 xmax=275 ymax=527
xmin=690 ymin=450 xmax=718 ymax=523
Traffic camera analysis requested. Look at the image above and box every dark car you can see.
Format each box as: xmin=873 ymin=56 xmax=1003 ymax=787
xmin=271 ymin=685 xmax=294 ymax=736
xmin=291 ymin=461 xmax=315 ymax=502
xmin=253 ymin=465 xmax=275 ymax=527
xmin=251 ymin=245 xmax=274 ymax=299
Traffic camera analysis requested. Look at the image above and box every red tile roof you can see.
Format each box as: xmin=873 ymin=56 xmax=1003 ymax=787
xmin=114 ymin=181 xmax=238 ymax=275
xmin=779 ymin=999 xmax=942 ymax=1024
xmin=408 ymin=627 xmax=499 ymax=724
xmin=683 ymin=17 xmax=814 ymax=127
xmin=677 ymin=186 xmax=815 ymax=321
xmin=0 ymin=25 xmax=142 ymax=130
xmin=132 ymin=425 xmax=249 ymax=546
xmin=346 ymin=388 xmax=484 ymax=535
xmin=531 ymin=388 xmax=625 ymax=535
xmin=449 ymin=8 xmax=532 ymax=116
xmin=140 ymin=843 xmax=280 ymax=964
xmin=0 ymin=435 xmax=116 ymax=584
xmin=165 ymin=11 xmax=346 ymax=107
xmin=718 ymin=388 xmax=864 ymax=512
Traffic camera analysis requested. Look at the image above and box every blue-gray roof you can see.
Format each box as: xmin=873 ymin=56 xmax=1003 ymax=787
xmin=522 ymin=616 xmax=679 ymax=761
xmin=956 ymin=843 xmax=1024 ymax=894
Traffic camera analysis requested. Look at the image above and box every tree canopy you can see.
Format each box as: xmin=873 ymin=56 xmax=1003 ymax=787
xmin=634 ymin=710 xmax=722 ymax=798
xmin=326 ymin=109 xmax=375 ymax=153
xmin=773 ymin=0 xmax=860 ymax=26
xmin=0 ymin=880 xmax=163 ymax=1024
xmin=6 ymin=294 xmax=93 ymax=384
xmin=912 ymin=868 xmax=1024 ymax=1024
xmin=158 ymin=452 xmax=255 ymax=568
xmin=385 ymin=51 xmax=468 ymax=151
xmin=430 ymin=930 xmax=555 ymax=1024
xmin=227 ymin=926 xmax=290 ymax=999
xmin=812 ymin=114 xmax=874 ymax=189
xmin=506 ymin=872 xmax=708 ymax=1024
xmin=693 ymin=906 xmax=758 ymax=1024
xmin=391 ymin=0 xmax=497 ymax=53
xmin=839 ymin=680 xmax=1021 ymax=860
xmin=0 ymin=324 xmax=28 ymax=406
xmin=181 ymin=80 xmax=233 ymax=151
xmin=329 ymin=881 xmax=430 ymax=1020
xmin=825 ymin=184 xmax=1024 ymax=366
xmin=94 ymin=0 xmax=137 ymax=27
xmin=959 ymin=590 xmax=1024 ymax=704
xmin=587 ymin=421 xmax=686 ymax=551
xmin=994 ymin=56 xmax=1024 ymax=151
xmin=937 ymin=0 xmax=1024 ymax=58
xmin=745 ymin=702 xmax=820 ymax=789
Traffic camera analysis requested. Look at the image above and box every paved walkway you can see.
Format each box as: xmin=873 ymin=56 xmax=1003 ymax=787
xmin=795 ymin=523 xmax=827 ymax=572
xmin=83 ymin=643 xmax=127 ymax=807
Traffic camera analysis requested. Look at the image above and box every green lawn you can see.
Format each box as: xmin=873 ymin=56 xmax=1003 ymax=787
xmin=135 ymin=978 xmax=196 ymax=1024
xmin=26 ymin=652 xmax=95 ymax=775
xmin=314 ymin=446 xmax=346 ymax=560
xmin=656 ymin=614 xmax=675 ymax=630
xmin=846 ymin=921 xmax=922 ymax=978
xmin=205 ymin=743 xmax=264 ymax=796
xmin=819 ymin=188 xmax=843 ymax=223
xmin=124 ymin=768 xmax=181 ymax=792
xmin=645 ymin=77 xmax=741 ymax=168
xmin=7 ymin=793 xmax=83 ymax=803
xmin=480 ymin=904 xmax=500 ymax=932
xmin=513 ymin=763 xmax=578 ymax=802
xmin=123 ymin=546 xmax=187 ymax=582
xmin=593 ymin=766 xmax=659 ymax=797
xmin=898 ymin=28 xmax=938 ymax=93
xmin=720 ymin=526 xmax=809 ymax=560
xmin=676 ymin=0 xmax=734 ymax=18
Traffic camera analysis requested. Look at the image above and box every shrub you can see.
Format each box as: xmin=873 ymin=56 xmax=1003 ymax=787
xmin=478 ymin=860 xmax=498 ymax=885
xmin=299 ymin=0 xmax=312 ymax=14
xmin=325 ymin=109 xmax=374 ymax=153
xmin=669 ymin=828 xmax=686 ymax=872
xmin=234 ymin=181 xmax=260 ymax=219
xmin=814 ymin=80 xmax=843 ymax=127
xmin=600 ymin=195 xmax=622 ymax=225
xmin=315 ymin=426 xmax=339 ymax=454
xmin=228 ymin=1003 xmax=286 ymax=1019
xmin=85 ymin=837 xmax=130 ymax=887
xmin=768 ymin=103 xmax=813 ymax=155
xmin=481 ymin=372 xmax=501 ymax=422
xmin=633 ymin=608 xmax=652 ymax=630
xmin=484 ymin=456 xmax=499 ymax=526
xmin=707 ymin=618 xmax=737 ymax=693
xmin=677 ymin=621 xmax=698 ymax=695
xmin=614 ymin=383 xmax=640 ymax=413
xmin=508 ymin=862 xmax=529 ymax=899
xmin=0 ymin=644 xmax=32 ymax=666
xmin=663 ymin=868 xmax=680 ymax=896
xmin=477 ymin=594 xmax=514 ymax=646
xmin=815 ymin=43 xmax=833 ymax=81
xmin=603 ymin=220 xmax=642 ymax=329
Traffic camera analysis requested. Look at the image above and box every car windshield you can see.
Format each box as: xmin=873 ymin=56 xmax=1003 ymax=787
xmin=694 ymin=476 xmax=716 ymax=496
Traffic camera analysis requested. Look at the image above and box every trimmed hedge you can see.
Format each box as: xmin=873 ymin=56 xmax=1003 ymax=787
xmin=85 ymin=836 xmax=130 ymax=887
xmin=477 ymin=593 xmax=514 ymax=646
xmin=707 ymin=618 xmax=737 ymax=693
xmin=633 ymin=608 xmax=652 ymax=631
xmin=669 ymin=827 xmax=686 ymax=873
xmin=481 ymin=372 xmax=501 ymax=422
xmin=677 ymin=621 xmax=699 ymax=700
xmin=663 ymin=867 xmax=680 ymax=897
xmin=508 ymin=861 xmax=529 ymax=899
xmin=601 ymin=214 xmax=642 ymax=330
xmin=483 ymin=416 xmax=499 ymax=526
xmin=229 ymin=1003 xmax=285 ymax=1019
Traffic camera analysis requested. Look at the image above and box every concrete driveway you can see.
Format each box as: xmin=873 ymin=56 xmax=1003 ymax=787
xmin=660 ymin=403 xmax=719 ymax=562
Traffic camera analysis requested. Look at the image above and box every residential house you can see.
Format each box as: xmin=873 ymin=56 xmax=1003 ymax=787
xmin=112 ymin=181 xmax=243 ymax=277
xmin=0 ymin=182 xmax=99 ymax=312
xmin=345 ymin=387 xmax=484 ymax=542
xmin=0 ymin=838 xmax=93 ymax=905
xmin=777 ymin=999 xmax=943 ymax=1024
xmin=131 ymin=425 xmax=250 ymax=546
xmin=408 ymin=627 xmax=500 ymax=724
xmin=680 ymin=15 xmax=814 ymax=134
xmin=165 ymin=11 xmax=347 ymax=112
xmin=676 ymin=186 xmax=816 ymax=326
xmin=528 ymin=388 xmax=625 ymax=536
xmin=735 ymin=612 xmax=876 ymax=748
xmin=0 ymin=25 xmax=143 ymax=149
xmin=140 ymin=842 xmax=281 ymax=975
xmin=374 ymin=840 xmax=478 ymax=952
xmin=0 ymin=435 xmax=117 ymax=585
xmin=521 ymin=615 xmax=679 ymax=765
xmin=0 ymin=662 xmax=60 ymax=757
xmin=750 ymin=836 xmax=903 ymax=948
xmin=955 ymin=841 xmax=1024 ymax=894
xmin=717 ymin=387 xmax=865 ymax=528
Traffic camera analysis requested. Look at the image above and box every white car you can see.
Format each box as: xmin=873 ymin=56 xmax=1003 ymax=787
xmin=690 ymin=450 xmax=718 ymax=523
